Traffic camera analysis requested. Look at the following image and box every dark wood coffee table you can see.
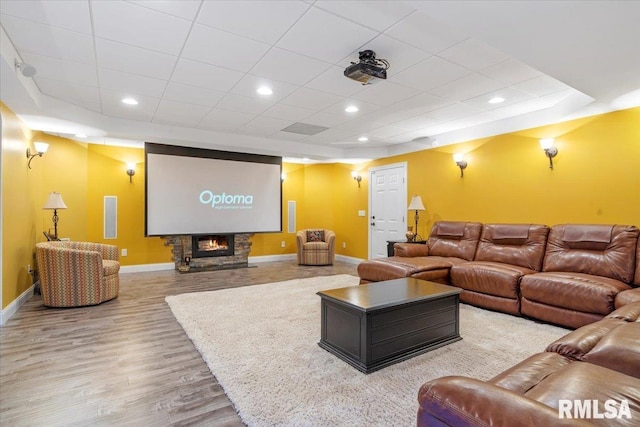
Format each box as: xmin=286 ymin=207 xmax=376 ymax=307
xmin=317 ymin=278 xmax=462 ymax=373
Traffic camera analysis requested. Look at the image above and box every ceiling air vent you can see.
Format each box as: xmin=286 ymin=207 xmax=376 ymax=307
xmin=281 ymin=122 xmax=329 ymax=136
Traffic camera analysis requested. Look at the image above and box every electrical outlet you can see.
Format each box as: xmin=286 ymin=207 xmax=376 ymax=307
xmin=342 ymin=242 xmax=346 ymax=248
xmin=281 ymin=241 xmax=286 ymax=248
xmin=27 ymin=264 xmax=31 ymax=273
xmin=121 ymin=248 xmax=128 ymax=257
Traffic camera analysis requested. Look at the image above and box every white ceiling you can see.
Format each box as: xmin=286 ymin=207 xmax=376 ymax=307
xmin=1 ymin=1 xmax=639 ymax=162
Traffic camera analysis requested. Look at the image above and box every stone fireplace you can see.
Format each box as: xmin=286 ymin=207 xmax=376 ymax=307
xmin=163 ymin=233 xmax=252 ymax=272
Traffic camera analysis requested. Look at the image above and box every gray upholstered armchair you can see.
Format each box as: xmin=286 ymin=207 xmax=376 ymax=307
xmin=296 ymin=229 xmax=335 ymax=265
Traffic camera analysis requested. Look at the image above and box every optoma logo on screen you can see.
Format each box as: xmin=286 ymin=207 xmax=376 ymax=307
xmin=199 ymin=191 xmax=254 ymax=209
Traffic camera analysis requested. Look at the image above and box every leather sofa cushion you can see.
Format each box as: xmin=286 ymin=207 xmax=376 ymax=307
xmin=427 ymin=221 xmax=482 ymax=261
xmin=521 ymin=298 xmax=604 ymax=329
xmin=546 ymin=318 xmax=627 ymax=360
xmin=357 ymin=259 xmax=421 ymax=282
xmin=543 ymin=224 xmax=639 ymax=283
xmin=582 ymin=322 xmax=640 ymax=378
xmin=615 ymin=288 xmax=640 ymax=309
xmin=451 ymin=262 xmax=534 ymax=299
xmin=607 ymin=301 xmax=640 ymax=321
xmin=524 ymin=363 xmax=640 ymax=425
xmin=393 ymin=243 xmax=429 ymax=257
xmin=520 ymin=272 xmax=631 ymax=315
xmin=490 ymin=352 xmax=573 ymax=394
xmin=474 ymin=224 xmax=549 ymax=270
xmin=103 ymin=259 xmax=120 ymax=276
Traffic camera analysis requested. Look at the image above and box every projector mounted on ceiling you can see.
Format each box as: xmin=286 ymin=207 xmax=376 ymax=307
xmin=344 ymin=50 xmax=389 ymax=85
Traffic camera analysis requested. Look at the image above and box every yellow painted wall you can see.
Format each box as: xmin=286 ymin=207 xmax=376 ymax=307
xmin=1 ymin=103 xmax=40 ymax=309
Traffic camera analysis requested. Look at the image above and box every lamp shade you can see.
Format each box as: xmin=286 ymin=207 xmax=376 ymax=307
xmin=43 ymin=192 xmax=67 ymax=210
xmin=407 ymin=195 xmax=425 ymax=211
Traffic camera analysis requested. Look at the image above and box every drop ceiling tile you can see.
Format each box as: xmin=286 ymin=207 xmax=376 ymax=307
xmin=367 ymin=125 xmax=409 ymax=138
xmin=345 ymin=34 xmax=432 ymax=74
xmin=300 ymin=112 xmax=348 ymax=128
xmin=384 ymin=11 xmax=468 ymax=54
xmin=92 ymin=1 xmax=191 ymax=55
xmin=152 ymin=99 xmax=211 ymax=127
xmin=438 ymin=38 xmax=510 ymax=71
xmin=512 ymin=75 xmax=572 ymax=97
xmin=216 ymin=93 xmax=275 ymax=115
xmin=322 ymin=99 xmax=382 ymax=116
xmin=315 ymin=1 xmax=416 ymax=31
xmin=428 ymin=73 xmax=505 ymax=102
xmin=36 ymin=77 xmax=101 ymax=112
xmin=271 ymin=131 xmax=309 ymax=142
xmin=480 ymin=59 xmax=544 ymax=85
xmin=391 ymin=56 xmax=471 ymax=91
xmin=197 ymin=1 xmax=309 ymax=44
xmin=182 ymin=24 xmax=270 ymax=72
xmin=96 ymin=38 xmax=177 ymax=80
xmin=1 ymin=15 xmax=95 ymax=63
xmin=304 ymin=128 xmax=354 ymax=143
xmin=100 ymin=90 xmax=160 ymax=122
xmin=129 ymin=0 xmax=202 ymax=20
xmin=351 ymin=81 xmax=417 ymax=106
xmin=422 ymin=103 xmax=484 ymax=124
xmin=171 ymin=58 xmax=244 ymax=92
xmin=22 ymin=52 xmax=97 ymax=87
xmin=391 ymin=115 xmax=441 ymax=131
xmin=250 ymin=48 xmax=333 ymax=86
xmin=99 ymin=68 xmax=167 ymax=98
xmin=237 ymin=116 xmax=294 ymax=135
xmin=261 ymin=104 xmax=315 ymax=122
xmin=305 ymin=66 xmax=367 ymax=97
xmin=162 ymin=82 xmax=226 ymax=107
xmin=198 ymin=108 xmax=256 ymax=131
xmin=383 ymin=92 xmax=452 ymax=117
xmin=461 ymin=87 xmax=535 ymax=111
xmin=0 ymin=0 xmax=92 ymax=33
xmin=230 ymin=75 xmax=300 ymax=102
xmin=276 ymin=7 xmax=378 ymax=63
xmin=281 ymin=87 xmax=342 ymax=110
xmin=333 ymin=117 xmax=383 ymax=133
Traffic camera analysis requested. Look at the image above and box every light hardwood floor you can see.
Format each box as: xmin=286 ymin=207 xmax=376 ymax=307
xmin=1 ymin=260 xmax=358 ymax=426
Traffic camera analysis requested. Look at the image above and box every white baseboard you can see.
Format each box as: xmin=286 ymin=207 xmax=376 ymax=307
xmin=335 ymin=254 xmax=364 ymax=264
xmin=119 ymin=262 xmax=175 ymax=274
xmin=249 ymin=254 xmax=297 ymax=263
xmin=1 ymin=284 xmax=35 ymax=326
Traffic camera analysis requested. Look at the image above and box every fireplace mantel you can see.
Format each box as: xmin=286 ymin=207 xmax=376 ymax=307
xmin=163 ymin=234 xmax=252 ymax=272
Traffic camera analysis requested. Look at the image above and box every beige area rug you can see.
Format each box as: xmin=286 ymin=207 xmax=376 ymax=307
xmin=166 ymin=274 xmax=569 ymax=427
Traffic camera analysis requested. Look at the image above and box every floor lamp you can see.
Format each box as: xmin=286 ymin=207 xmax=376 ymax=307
xmin=407 ymin=195 xmax=426 ymax=242
xmin=43 ymin=192 xmax=67 ymax=239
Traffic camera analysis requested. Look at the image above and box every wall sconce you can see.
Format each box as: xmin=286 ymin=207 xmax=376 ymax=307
xmin=281 ymin=172 xmax=287 ymax=182
xmin=26 ymin=142 xmax=49 ymax=169
xmin=453 ymin=153 xmax=468 ymax=178
xmin=351 ymin=171 xmax=362 ymax=187
xmin=539 ymin=138 xmax=558 ymax=169
xmin=126 ymin=162 xmax=136 ymax=182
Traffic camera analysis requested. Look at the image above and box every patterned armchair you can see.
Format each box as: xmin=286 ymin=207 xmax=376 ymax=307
xmin=35 ymin=241 xmax=120 ymax=307
xmin=296 ymin=229 xmax=335 ymax=266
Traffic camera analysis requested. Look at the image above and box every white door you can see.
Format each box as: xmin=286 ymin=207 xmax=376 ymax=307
xmin=368 ymin=163 xmax=407 ymax=259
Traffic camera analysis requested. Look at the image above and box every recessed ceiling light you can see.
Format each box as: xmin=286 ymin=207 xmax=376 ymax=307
xmin=122 ymin=97 xmax=138 ymax=105
xmin=75 ymin=133 xmax=87 ymax=138
xmin=256 ymin=86 xmax=273 ymax=96
xmin=345 ymin=105 xmax=359 ymax=113
xmin=358 ymin=136 xmax=368 ymax=142
xmin=488 ymin=96 xmax=505 ymax=104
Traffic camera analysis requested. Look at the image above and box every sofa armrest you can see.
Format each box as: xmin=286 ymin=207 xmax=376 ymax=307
xmin=418 ymin=376 xmax=594 ymax=427
xmin=324 ymin=230 xmax=335 ymax=253
xmin=394 ymin=243 xmax=429 ymax=257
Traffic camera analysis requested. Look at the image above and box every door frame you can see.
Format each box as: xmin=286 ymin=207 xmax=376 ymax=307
xmin=367 ymin=162 xmax=407 ymax=259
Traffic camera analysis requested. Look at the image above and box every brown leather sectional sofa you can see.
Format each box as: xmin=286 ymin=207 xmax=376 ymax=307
xmin=417 ymin=301 xmax=640 ymax=427
xmin=357 ymin=221 xmax=640 ymax=329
